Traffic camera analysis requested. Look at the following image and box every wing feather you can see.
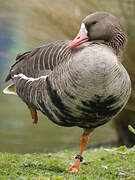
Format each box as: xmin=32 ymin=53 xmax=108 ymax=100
xmin=5 ymin=40 xmax=71 ymax=82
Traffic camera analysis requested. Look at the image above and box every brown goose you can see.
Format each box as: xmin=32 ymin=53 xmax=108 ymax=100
xmin=4 ymin=12 xmax=131 ymax=172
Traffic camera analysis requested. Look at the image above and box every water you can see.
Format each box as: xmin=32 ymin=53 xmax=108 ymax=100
xmin=0 ymin=1 xmax=120 ymax=154
xmin=0 ymin=90 xmax=116 ymax=153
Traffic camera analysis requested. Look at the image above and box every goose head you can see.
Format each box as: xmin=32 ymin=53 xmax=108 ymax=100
xmin=69 ymin=11 xmax=127 ymax=55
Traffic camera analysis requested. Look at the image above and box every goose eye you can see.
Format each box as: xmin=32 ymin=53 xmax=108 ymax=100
xmin=91 ymin=21 xmax=97 ymax=25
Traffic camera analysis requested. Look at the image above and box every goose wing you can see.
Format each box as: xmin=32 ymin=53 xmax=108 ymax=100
xmin=5 ymin=40 xmax=71 ymax=82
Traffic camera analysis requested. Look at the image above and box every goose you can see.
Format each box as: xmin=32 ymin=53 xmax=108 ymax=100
xmin=4 ymin=11 xmax=131 ymax=172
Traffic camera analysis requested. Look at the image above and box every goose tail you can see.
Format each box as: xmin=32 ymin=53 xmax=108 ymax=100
xmin=3 ymin=83 xmax=17 ymax=95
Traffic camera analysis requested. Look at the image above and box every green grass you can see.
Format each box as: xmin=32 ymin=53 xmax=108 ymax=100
xmin=0 ymin=147 xmax=135 ymax=180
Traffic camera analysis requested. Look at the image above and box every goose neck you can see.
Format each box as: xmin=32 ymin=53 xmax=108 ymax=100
xmin=105 ymin=30 xmax=127 ymax=61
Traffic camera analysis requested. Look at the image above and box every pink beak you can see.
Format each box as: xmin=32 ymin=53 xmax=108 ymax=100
xmin=69 ymin=24 xmax=88 ymax=48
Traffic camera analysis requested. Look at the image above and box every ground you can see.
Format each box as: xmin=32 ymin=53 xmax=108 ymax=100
xmin=0 ymin=146 xmax=135 ymax=180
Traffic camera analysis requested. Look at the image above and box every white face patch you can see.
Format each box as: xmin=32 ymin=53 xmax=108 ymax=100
xmin=80 ymin=23 xmax=88 ymax=34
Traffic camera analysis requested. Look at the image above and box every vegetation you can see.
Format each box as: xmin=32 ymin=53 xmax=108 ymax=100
xmin=0 ymin=2 xmax=135 ymax=179
xmin=0 ymin=147 xmax=135 ymax=179
xmin=128 ymin=125 xmax=135 ymax=135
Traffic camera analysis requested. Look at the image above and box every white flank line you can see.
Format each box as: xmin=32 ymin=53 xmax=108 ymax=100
xmin=14 ymin=73 xmax=48 ymax=81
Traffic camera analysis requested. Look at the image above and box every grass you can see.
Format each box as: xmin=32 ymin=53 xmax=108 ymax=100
xmin=0 ymin=146 xmax=135 ymax=180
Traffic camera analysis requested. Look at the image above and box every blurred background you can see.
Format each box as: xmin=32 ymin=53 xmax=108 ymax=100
xmin=0 ymin=0 xmax=135 ymax=154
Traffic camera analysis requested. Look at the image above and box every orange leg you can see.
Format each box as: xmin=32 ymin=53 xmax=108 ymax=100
xmin=29 ymin=107 xmax=38 ymax=124
xmin=68 ymin=132 xmax=90 ymax=172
